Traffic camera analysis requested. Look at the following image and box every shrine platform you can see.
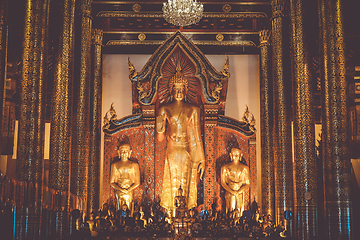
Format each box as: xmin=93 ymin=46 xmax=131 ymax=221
xmin=108 ymin=238 xmax=284 ymax=240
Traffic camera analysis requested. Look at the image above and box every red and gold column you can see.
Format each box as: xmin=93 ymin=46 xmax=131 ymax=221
xmin=271 ymin=0 xmax=294 ymax=232
xmin=289 ymin=0 xmax=318 ymax=239
xmin=71 ymin=0 xmax=92 ymax=201
xmin=87 ymin=28 xmax=103 ymax=212
xmin=319 ymin=0 xmax=352 ymax=239
xmin=259 ymin=29 xmax=275 ymax=219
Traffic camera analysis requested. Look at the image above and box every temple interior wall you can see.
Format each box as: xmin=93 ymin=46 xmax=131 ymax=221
xmin=101 ymin=54 xmax=262 ymax=208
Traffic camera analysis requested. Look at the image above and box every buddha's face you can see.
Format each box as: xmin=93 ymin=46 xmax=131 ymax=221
xmin=118 ymin=144 xmax=131 ymax=160
xmin=230 ymin=148 xmax=242 ymax=162
xmin=178 ymin=188 xmax=183 ymax=196
xmin=172 ymin=83 xmax=185 ymax=101
xmin=122 ymin=204 xmax=128 ymax=212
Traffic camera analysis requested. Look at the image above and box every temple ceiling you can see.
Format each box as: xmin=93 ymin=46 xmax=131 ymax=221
xmin=92 ymin=0 xmax=271 ymax=54
xmin=6 ymin=0 xmax=360 ymax=56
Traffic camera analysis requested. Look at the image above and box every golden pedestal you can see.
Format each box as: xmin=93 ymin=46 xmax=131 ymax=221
xmin=172 ymin=218 xmax=192 ymax=240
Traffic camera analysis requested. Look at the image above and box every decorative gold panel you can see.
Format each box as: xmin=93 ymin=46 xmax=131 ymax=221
xmin=96 ymin=11 xmax=267 ymax=19
xmin=106 ymin=39 xmax=256 ymax=47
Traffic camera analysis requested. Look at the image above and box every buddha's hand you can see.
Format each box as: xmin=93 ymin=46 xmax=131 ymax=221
xmin=156 ymin=112 xmax=165 ymax=133
xmin=119 ymin=188 xmax=129 ymax=194
xmin=198 ymin=161 xmax=205 ymax=180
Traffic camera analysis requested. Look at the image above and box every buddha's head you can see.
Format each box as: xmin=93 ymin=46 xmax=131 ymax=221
xmin=178 ymin=185 xmax=183 ymax=196
xmin=118 ymin=143 xmax=132 ymax=160
xmin=169 ymin=64 xmax=188 ymax=102
xmin=230 ymin=148 xmax=243 ymax=163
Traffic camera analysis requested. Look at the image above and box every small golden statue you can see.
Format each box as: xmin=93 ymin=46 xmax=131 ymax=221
xmin=174 ymin=186 xmax=188 ymax=218
xmin=110 ymin=143 xmax=140 ymax=216
xmin=156 ymin=64 xmax=205 ymax=217
xmin=173 ymin=186 xmax=192 ymax=238
xmin=220 ymin=148 xmax=250 ymax=216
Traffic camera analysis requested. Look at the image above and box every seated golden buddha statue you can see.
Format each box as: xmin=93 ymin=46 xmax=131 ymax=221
xmin=110 ymin=143 xmax=140 ymax=216
xmin=156 ymin=64 xmax=205 ymax=217
xmin=220 ymin=148 xmax=250 ymax=216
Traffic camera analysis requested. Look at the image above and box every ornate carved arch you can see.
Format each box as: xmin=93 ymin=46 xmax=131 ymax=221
xmin=128 ymin=31 xmax=230 ymax=111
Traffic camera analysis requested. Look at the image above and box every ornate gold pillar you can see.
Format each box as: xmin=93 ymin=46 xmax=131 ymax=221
xmin=289 ymin=0 xmax=318 ymax=239
xmin=319 ymin=0 xmax=352 ymax=239
xmin=47 ymin=1 xmax=75 ymax=239
xmin=87 ymin=29 xmax=103 ymax=212
xmin=71 ymin=0 xmax=92 ymax=200
xmin=271 ymin=0 xmax=294 ymax=232
xmin=259 ymin=29 xmax=275 ymax=219
xmin=0 ymin=0 xmax=8 ymax=157
xmin=49 ymin=0 xmax=75 ymax=193
xmin=17 ymin=0 xmax=49 ymax=185
xmin=16 ymin=0 xmax=49 ymax=239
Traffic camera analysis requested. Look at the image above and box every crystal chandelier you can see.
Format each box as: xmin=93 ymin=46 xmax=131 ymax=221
xmin=162 ymin=0 xmax=204 ymax=27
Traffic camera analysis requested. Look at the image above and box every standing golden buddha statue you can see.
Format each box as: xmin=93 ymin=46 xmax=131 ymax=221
xmin=110 ymin=143 xmax=140 ymax=216
xmin=221 ymin=148 xmax=250 ymax=215
xmin=156 ymin=64 xmax=205 ymax=217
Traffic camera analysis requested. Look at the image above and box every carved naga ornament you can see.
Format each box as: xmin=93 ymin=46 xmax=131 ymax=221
xmin=128 ymin=31 xmax=230 ymax=108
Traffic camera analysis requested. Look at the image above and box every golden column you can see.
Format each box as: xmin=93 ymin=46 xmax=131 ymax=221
xmin=88 ymin=28 xmax=103 ymax=212
xmin=289 ymin=0 xmax=318 ymax=239
xmin=16 ymin=0 xmax=49 ymax=239
xmin=47 ymin=1 xmax=75 ymax=238
xmin=271 ymin=0 xmax=294 ymax=231
xmin=49 ymin=0 xmax=75 ymax=193
xmin=0 ymin=0 xmax=7 ymax=157
xmin=71 ymin=0 xmax=92 ymax=200
xmin=17 ymin=0 xmax=49 ymax=185
xmin=319 ymin=0 xmax=353 ymax=239
xmin=259 ymin=30 xmax=275 ymax=219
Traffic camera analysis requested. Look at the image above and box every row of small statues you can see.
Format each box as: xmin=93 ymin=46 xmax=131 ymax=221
xmin=110 ymin=66 xmax=251 ymax=218
xmin=110 ymin=143 xmax=250 ymax=218
xmin=73 ymin=201 xmax=287 ymax=238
